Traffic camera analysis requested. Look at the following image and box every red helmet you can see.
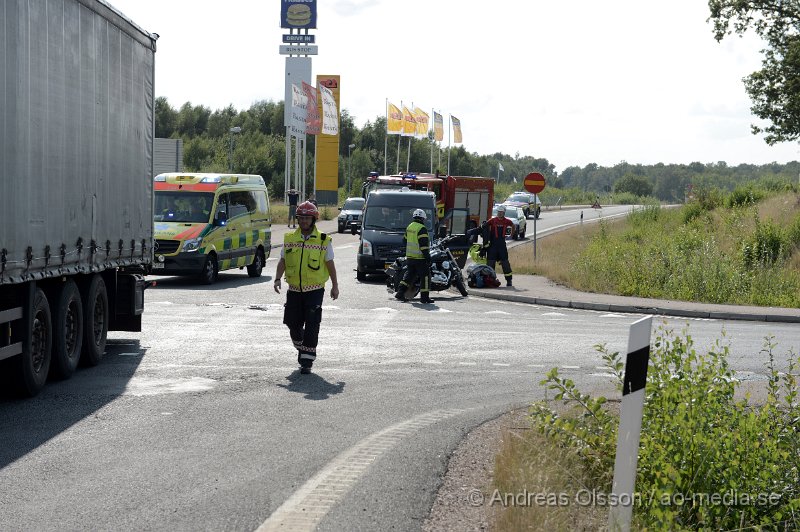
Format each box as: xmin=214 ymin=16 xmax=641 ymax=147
xmin=296 ymin=200 xmax=319 ymax=219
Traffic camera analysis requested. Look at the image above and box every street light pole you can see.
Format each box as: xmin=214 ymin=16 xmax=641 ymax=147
xmin=347 ymin=143 xmax=355 ymax=195
xmin=229 ymin=126 xmax=241 ymax=172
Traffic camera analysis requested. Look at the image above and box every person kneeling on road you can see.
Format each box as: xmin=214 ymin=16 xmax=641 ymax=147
xmin=483 ymin=205 xmax=514 ymax=287
xmin=395 ymin=209 xmax=433 ymax=304
xmin=274 ymin=201 xmax=339 ymax=374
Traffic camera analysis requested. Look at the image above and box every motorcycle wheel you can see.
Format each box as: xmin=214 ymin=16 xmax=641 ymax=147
xmin=454 ymin=272 xmax=469 ymax=297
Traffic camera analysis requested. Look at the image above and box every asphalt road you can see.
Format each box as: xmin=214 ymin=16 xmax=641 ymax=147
xmin=1 ymin=211 xmax=797 ymax=531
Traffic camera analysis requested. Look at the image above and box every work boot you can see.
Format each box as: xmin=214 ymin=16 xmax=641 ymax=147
xmin=420 ymin=294 xmax=433 ymax=304
xmin=395 ymin=291 xmax=407 ymax=302
xmin=300 ymin=366 xmax=312 ymax=375
xmin=506 ymin=278 xmax=513 ymax=287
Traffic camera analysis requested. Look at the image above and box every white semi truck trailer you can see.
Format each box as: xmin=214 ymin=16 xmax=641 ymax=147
xmin=0 ymin=0 xmax=157 ymax=396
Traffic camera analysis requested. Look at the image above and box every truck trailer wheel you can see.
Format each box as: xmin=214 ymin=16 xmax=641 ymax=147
xmin=51 ymin=280 xmax=83 ymax=379
xmin=20 ymin=288 xmax=52 ymax=396
xmin=81 ymin=275 xmax=108 ymax=366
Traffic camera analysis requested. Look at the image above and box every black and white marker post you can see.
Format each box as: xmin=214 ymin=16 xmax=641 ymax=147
xmin=608 ymin=315 xmax=652 ymax=532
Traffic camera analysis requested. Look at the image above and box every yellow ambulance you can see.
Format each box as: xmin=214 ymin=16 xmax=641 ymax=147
xmin=152 ymin=173 xmax=271 ymax=284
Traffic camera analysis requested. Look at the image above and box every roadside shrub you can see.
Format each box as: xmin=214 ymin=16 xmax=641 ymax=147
xmin=530 ymin=329 xmax=800 ymax=530
xmin=681 ymin=202 xmax=708 ymax=224
xmin=612 ymin=192 xmax=640 ymax=205
xmin=627 ymin=204 xmax=661 ymax=224
xmin=789 ymin=215 xmax=800 ymax=250
xmin=741 ymin=218 xmax=790 ymax=268
xmin=726 ymin=184 xmax=766 ymax=208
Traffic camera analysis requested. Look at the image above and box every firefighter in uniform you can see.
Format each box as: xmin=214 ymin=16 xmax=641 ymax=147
xmin=484 ymin=204 xmax=514 ymax=286
xmin=395 ymin=209 xmax=433 ymax=304
xmin=274 ymin=201 xmax=339 ymax=374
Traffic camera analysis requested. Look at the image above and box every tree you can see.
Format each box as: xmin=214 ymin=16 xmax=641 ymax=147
xmin=155 ymin=97 xmax=177 ymax=138
xmin=709 ymin=0 xmax=800 ymax=144
xmin=614 ymin=173 xmax=653 ymax=197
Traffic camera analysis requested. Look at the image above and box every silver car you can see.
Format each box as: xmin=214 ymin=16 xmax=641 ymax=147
xmin=337 ymin=197 xmax=365 ymax=233
xmin=493 ymin=205 xmax=527 ymax=240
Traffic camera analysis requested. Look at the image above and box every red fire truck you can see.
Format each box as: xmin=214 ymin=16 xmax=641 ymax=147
xmin=362 ymin=172 xmax=494 ymax=230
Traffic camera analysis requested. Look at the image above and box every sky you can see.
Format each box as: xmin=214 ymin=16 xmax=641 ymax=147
xmin=108 ymin=0 xmax=800 ymax=173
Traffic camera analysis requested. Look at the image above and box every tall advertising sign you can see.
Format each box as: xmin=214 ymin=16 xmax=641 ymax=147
xmin=280 ymin=0 xmax=317 ymax=29
xmin=314 ymin=75 xmax=341 ymax=205
xmin=284 ymin=58 xmax=312 ymax=130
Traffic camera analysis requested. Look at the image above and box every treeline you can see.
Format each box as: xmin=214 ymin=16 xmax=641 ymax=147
xmin=155 ymin=98 xmax=800 ymax=202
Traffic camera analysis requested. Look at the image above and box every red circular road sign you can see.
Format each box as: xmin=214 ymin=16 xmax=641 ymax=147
xmin=524 ymin=172 xmax=546 ymax=194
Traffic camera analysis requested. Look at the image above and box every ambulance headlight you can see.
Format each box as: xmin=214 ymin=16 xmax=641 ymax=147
xmin=182 ymin=238 xmax=202 ymax=252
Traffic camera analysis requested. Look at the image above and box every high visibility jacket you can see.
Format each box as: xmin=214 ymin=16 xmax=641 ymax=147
xmin=405 ymin=221 xmax=430 ymax=259
xmin=284 ymin=227 xmax=331 ymax=291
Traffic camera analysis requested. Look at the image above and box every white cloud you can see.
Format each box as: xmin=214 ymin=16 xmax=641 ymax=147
xmin=109 ymin=0 xmax=800 ymax=171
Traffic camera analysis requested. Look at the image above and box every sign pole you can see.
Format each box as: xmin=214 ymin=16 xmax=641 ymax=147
xmin=523 ymin=172 xmax=546 ymax=261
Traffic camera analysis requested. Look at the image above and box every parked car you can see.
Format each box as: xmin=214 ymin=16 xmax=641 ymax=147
xmin=504 ymin=191 xmax=541 ymax=219
xmin=493 ymin=205 xmax=527 ymax=239
xmin=337 ymin=196 xmax=365 ymax=233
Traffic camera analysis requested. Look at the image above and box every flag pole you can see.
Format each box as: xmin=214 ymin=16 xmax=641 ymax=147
xmin=447 ymin=114 xmax=451 ymax=176
xmin=406 ymin=102 xmax=413 ymax=173
xmin=430 ymin=106 xmax=434 ymax=173
xmin=396 ymin=101 xmax=402 ymax=174
xmin=384 ymin=98 xmax=388 ymax=175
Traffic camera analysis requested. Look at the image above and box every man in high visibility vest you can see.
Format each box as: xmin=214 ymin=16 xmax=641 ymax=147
xmin=395 ymin=209 xmax=433 ymax=304
xmin=274 ymin=201 xmax=339 ymax=374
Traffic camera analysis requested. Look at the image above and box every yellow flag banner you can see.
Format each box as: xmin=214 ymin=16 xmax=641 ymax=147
xmin=413 ymin=107 xmax=429 ymax=139
xmin=402 ymin=106 xmax=416 ymax=137
xmin=433 ymin=111 xmax=444 ymax=142
xmin=387 ymin=102 xmax=403 ymax=135
xmin=451 ymin=115 xmax=462 ymax=144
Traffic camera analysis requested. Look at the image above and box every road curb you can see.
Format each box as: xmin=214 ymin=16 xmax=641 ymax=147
xmin=465 ymin=289 xmax=800 ymax=323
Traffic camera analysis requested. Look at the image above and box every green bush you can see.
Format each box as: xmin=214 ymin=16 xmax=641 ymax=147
xmin=741 ymin=218 xmax=790 ymax=268
xmin=726 ymin=184 xmax=766 ymax=208
xmin=681 ymin=202 xmax=709 ymax=224
xmin=789 ymin=215 xmax=800 ymax=250
xmin=530 ymin=329 xmax=800 ymax=530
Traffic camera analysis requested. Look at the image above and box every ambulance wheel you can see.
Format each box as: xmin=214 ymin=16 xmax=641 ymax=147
xmin=356 ymin=270 xmax=366 ymax=282
xmin=200 ymin=254 xmax=218 ymax=284
xmin=17 ymin=287 xmax=52 ymax=396
xmin=80 ymin=275 xmax=108 ymax=367
xmin=247 ymin=247 xmax=265 ymax=278
xmin=51 ymin=280 xmax=83 ymax=379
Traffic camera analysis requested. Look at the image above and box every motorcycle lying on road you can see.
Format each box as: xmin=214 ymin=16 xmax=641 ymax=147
xmin=385 ymin=234 xmax=470 ymax=300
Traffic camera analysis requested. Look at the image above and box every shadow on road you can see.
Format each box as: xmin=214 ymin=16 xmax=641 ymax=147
xmin=149 ymin=273 xmax=271 ymax=291
xmin=0 ymin=339 xmax=144 ymax=469
xmin=276 ymin=370 xmax=345 ymax=401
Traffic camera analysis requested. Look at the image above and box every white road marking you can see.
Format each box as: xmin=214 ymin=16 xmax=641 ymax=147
xmin=485 ymin=310 xmax=510 ymax=315
xmin=600 ymin=313 xmax=626 ymax=318
xmin=492 ymin=363 xmax=511 ymax=367
xmin=528 ymin=364 xmax=546 ymax=368
xmin=123 ymin=377 xmax=217 ymax=396
xmin=561 ymin=365 xmax=580 ymax=369
xmin=458 ymin=362 xmax=477 ymax=366
xmin=256 ymin=409 xmax=468 ymax=532
xmin=371 ymin=307 xmax=399 ymax=312
xmin=541 ymin=312 xmax=566 ymax=317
